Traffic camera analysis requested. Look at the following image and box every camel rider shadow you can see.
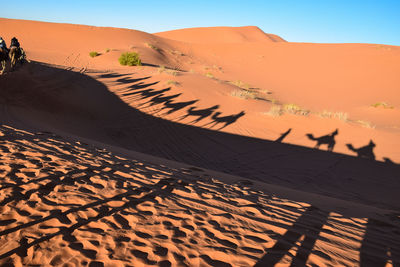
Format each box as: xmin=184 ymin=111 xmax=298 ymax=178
xmin=346 ymin=140 xmax=376 ymax=160
xmin=306 ymin=129 xmax=338 ymax=152
xmin=203 ymin=111 xmax=245 ymax=130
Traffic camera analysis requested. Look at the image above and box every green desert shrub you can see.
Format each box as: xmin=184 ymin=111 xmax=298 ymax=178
xmin=119 ymin=52 xmax=142 ymax=66
xmin=89 ymin=51 xmax=100 ymax=57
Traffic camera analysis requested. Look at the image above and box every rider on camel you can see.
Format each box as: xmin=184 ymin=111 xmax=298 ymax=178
xmin=0 ymin=37 xmax=8 ymax=52
xmin=10 ymin=37 xmax=20 ymax=48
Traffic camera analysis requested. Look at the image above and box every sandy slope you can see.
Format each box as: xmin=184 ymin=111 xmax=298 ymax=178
xmin=0 ymin=18 xmax=400 ymax=266
xmin=155 ymin=26 xmax=286 ymax=43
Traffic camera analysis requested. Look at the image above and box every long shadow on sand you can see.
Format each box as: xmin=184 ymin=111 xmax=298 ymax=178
xmin=0 ymin=62 xmax=399 ymax=265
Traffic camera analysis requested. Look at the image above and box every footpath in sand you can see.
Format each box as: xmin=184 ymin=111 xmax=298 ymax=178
xmin=0 ymin=18 xmax=399 ymax=266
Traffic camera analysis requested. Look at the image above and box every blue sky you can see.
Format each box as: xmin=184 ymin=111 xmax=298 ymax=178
xmin=1 ymin=0 xmax=399 ymax=45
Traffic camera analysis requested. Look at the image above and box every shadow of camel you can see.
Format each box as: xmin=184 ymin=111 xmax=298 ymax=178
xmin=346 ymin=140 xmax=376 ymax=160
xmin=306 ymin=129 xmax=338 ymax=152
xmin=203 ymin=111 xmax=246 ymax=130
xmin=177 ymin=105 xmax=220 ymax=124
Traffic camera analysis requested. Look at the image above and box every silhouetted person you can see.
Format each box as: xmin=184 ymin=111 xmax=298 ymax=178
xmin=275 ymin=128 xmax=292 ymax=143
xmin=0 ymin=37 xmax=7 ymax=50
xmin=10 ymin=37 xmax=20 ymax=48
xmin=178 ymin=105 xmax=219 ymax=123
xmin=205 ymin=111 xmax=245 ymax=130
xmin=346 ymin=140 xmax=376 ymax=160
xmin=306 ymin=129 xmax=338 ymax=152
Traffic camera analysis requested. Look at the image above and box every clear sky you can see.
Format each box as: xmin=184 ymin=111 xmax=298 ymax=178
xmin=1 ymin=0 xmax=399 ymax=45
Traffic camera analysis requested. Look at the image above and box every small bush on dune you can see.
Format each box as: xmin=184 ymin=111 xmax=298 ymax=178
xmin=89 ymin=51 xmax=100 ymax=57
xmin=119 ymin=52 xmax=142 ymax=66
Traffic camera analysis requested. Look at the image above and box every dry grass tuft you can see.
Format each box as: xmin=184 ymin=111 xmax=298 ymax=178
xmin=158 ymin=66 xmax=179 ymax=76
xmin=230 ymin=89 xmax=257 ymax=100
xmin=145 ymin=42 xmax=161 ymax=52
xmin=205 ymin=72 xmax=214 ymax=78
xmin=318 ymin=110 xmax=348 ymax=121
xmin=169 ymin=50 xmax=185 ymax=56
xmin=264 ymin=104 xmax=309 ymax=117
xmin=166 ymin=80 xmax=180 ymax=86
xmin=230 ymin=80 xmax=250 ymax=90
xmin=356 ymin=120 xmax=375 ymax=129
xmin=283 ymin=104 xmax=310 ymax=116
xmin=265 ymin=105 xmax=284 ymax=117
xmin=371 ymin=102 xmax=394 ymax=109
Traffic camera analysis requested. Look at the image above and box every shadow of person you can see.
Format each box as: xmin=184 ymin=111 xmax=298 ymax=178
xmin=346 ymin=140 xmax=376 ymax=160
xmin=177 ymin=105 xmax=220 ymax=124
xmin=204 ymin=111 xmax=245 ymax=130
xmin=360 ymin=218 xmax=400 ymax=266
xmin=275 ymin=128 xmax=292 ymax=143
xmin=306 ymin=129 xmax=338 ymax=152
xmin=254 ymin=206 xmax=329 ymax=267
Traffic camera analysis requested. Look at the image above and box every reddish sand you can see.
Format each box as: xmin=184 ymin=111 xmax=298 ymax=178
xmin=0 ymin=18 xmax=399 ymax=266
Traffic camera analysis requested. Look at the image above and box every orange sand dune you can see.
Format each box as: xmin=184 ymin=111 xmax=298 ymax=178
xmin=155 ymin=26 xmax=286 ymax=43
xmin=0 ymin=18 xmax=400 ymax=266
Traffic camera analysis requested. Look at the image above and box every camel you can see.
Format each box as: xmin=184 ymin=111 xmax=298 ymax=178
xmin=0 ymin=47 xmax=8 ymax=75
xmin=9 ymin=46 xmax=25 ymax=71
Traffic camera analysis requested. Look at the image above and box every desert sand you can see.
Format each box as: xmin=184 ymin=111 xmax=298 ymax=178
xmin=0 ymin=18 xmax=399 ymax=266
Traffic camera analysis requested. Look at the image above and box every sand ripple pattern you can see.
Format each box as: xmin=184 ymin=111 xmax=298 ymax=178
xmin=0 ymin=125 xmax=399 ymax=266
